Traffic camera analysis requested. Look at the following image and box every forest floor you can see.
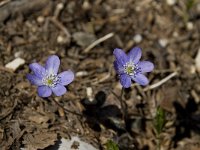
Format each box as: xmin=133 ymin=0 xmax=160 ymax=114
xmin=0 ymin=0 xmax=200 ymax=150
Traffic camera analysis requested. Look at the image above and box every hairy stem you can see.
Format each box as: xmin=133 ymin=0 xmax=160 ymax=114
xmin=120 ymin=88 xmax=126 ymax=120
xmin=157 ymin=134 xmax=161 ymax=150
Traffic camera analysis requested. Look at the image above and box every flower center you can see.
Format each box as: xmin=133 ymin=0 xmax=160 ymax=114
xmin=42 ymin=74 xmax=60 ymax=87
xmin=124 ymin=62 xmax=137 ymax=76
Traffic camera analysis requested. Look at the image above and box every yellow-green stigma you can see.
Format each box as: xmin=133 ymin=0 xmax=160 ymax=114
xmin=47 ymin=79 xmax=53 ymax=85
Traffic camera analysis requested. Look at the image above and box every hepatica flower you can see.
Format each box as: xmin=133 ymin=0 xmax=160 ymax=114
xmin=27 ymin=55 xmax=74 ymax=97
xmin=113 ymin=47 xmax=154 ymax=88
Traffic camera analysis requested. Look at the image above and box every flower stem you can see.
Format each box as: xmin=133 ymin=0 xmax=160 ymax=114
xmin=110 ymin=88 xmax=127 ymax=120
xmin=120 ymin=88 xmax=126 ymax=120
xmin=50 ymin=98 xmax=82 ymax=117
xmin=156 ymin=134 xmax=161 ymax=150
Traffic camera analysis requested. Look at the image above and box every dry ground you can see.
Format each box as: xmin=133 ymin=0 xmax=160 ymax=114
xmin=0 ymin=0 xmax=200 ymax=149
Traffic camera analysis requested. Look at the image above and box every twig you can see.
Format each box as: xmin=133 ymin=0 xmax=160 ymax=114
xmin=92 ymin=73 xmax=111 ymax=85
xmin=144 ymin=72 xmax=178 ymax=91
xmin=54 ymin=3 xmax=64 ymax=19
xmin=0 ymin=0 xmax=10 ymax=7
xmin=83 ymin=32 xmax=114 ymax=53
xmin=49 ymin=17 xmax=71 ymax=40
xmin=51 ymin=98 xmax=82 ymax=117
xmin=152 ymin=67 xmax=180 ymax=74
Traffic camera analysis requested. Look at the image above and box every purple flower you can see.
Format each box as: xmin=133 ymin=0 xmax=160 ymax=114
xmin=27 ymin=55 xmax=74 ymax=97
xmin=113 ymin=47 xmax=154 ymax=88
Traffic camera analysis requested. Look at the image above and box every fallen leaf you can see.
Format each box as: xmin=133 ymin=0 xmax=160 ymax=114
xmin=22 ymin=132 xmax=57 ymax=150
xmin=72 ymin=32 xmax=96 ymax=47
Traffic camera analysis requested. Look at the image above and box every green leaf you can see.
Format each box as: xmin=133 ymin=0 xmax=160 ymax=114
xmin=106 ymin=140 xmax=119 ymax=150
xmin=154 ymin=107 xmax=165 ymax=135
xmin=186 ymin=0 xmax=196 ymax=11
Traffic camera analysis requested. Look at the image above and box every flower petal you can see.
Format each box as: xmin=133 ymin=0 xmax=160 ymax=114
xmin=37 ymin=86 xmax=52 ymax=97
xmin=58 ymin=70 xmax=74 ymax=86
xmin=113 ymin=48 xmax=128 ymax=65
xmin=51 ymin=84 xmax=66 ymax=96
xmin=131 ymin=74 xmax=149 ymax=86
xmin=138 ymin=61 xmax=154 ymax=73
xmin=27 ymin=74 xmax=43 ymax=86
xmin=119 ymin=74 xmax=131 ymax=88
xmin=114 ymin=61 xmax=124 ymax=74
xmin=29 ymin=63 xmax=45 ymax=78
xmin=45 ymin=55 xmax=60 ymax=74
xmin=128 ymin=47 xmax=142 ymax=63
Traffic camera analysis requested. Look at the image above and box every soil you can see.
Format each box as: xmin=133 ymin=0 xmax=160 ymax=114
xmin=0 ymin=0 xmax=200 ymax=150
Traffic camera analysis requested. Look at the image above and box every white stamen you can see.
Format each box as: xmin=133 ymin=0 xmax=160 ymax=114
xmin=42 ymin=73 xmax=60 ymax=87
xmin=123 ymin=62 xmax=135 ymax=75
xmin=123 ymin=62 xmax=141 ymax=77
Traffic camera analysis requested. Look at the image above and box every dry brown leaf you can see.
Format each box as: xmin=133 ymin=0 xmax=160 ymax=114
xmin=28 ymin=113 xmax=50 ymax=124
xmin=22 ymin=132 xmax=57 ymax=150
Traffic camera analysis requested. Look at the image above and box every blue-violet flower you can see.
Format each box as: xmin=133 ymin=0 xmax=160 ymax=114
xmin=27 ymin=55 xmax=74 ymax=97
xmin=113 ymin=47 xmax=154 ymax=88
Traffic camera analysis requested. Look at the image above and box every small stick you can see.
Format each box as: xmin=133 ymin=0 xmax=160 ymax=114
xmin=144 ymin=71 xmax=178 ymax=91
xmin=0 ymin=0 xmax=10 ymax=7
xmin=83 ymin=32 xmax=114 ymax=53
xmin=49 ymin=17 xmax=71 ymax=39
xmin=92 ymin=73 xmax=111 ymax=85
xmin=54 ymin=3 xmax=64 ymax=19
